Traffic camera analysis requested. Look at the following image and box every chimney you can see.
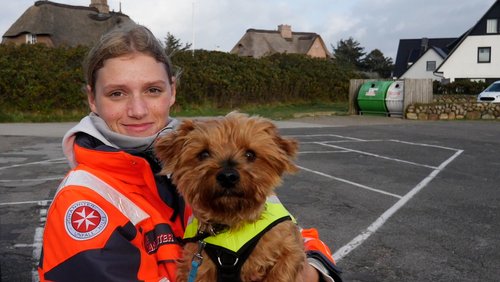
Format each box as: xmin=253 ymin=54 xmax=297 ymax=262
xmin=420 ymin=37 xmax=429 ymax=55
xmin=90 ymin=0 xmax=109 ymax=14
xmin=278 ymin=24 xmax=292 ymax=39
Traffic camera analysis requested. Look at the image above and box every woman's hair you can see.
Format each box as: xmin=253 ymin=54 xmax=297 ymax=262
xmin=84 ymin=23 xmax=175 ymax=93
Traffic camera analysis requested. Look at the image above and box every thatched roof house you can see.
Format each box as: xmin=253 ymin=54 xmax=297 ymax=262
xmin=2 ymin=0 xmax=133 ymax=47
xmin=230 ymin=24 xmax=331 ymax=59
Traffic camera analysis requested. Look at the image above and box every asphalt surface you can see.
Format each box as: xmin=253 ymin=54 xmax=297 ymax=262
xmin=1 ymin=115 xmax=499 ymax=281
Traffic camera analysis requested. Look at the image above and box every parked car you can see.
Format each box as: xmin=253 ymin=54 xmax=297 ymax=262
xmin=477 ymin=81 xmax=500 ymax=103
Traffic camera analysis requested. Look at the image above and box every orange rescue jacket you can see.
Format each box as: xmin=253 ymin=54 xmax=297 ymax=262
xmin=38 ymin=142 xmax=189 ymax=282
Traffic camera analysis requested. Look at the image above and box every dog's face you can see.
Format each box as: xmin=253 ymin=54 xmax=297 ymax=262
xmin=155 ymin=112 xmax=298 ymax=227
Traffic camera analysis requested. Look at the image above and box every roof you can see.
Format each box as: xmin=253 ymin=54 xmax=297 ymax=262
xmin=393 ymin=37 xmax=458 ymax=77
xmin=431 ymin=46 xmax=449 ymax=58
xmin=2 ymin=1 xmax=133 ymax=47
xmin=230 ymin=28 xmax=331 ymax=58
xmin=467 ymin=0 xmax=500 ymax=36
xmin=398 ymin=46 xmax=449 ymax=78
xmin=436 ymin=0 xmax=500 ymax=72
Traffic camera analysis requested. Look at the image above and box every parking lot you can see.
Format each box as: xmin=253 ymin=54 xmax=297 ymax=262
xmin=1 ymin=116 xmax=499 ymax=281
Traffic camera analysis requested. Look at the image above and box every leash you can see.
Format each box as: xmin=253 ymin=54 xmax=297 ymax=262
xmin=188 ymin=240 xmax=206 ymax=282
xmin=185 ymin=223 xmax=227 ymax=282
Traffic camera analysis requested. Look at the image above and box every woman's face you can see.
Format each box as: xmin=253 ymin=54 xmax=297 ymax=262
xmin=88 ymin=52 xmax=176 ymax=137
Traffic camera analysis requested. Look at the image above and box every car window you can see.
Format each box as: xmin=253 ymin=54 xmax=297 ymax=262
xmin=486 ymin=83 xmax=500 ymax=92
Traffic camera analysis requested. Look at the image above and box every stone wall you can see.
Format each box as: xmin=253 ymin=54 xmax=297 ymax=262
xmin=405 ymin=95 xmax=500 ymax=120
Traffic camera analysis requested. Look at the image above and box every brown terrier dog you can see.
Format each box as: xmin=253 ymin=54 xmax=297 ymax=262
xmin=155 ymin=112 xmax=305 ymax=282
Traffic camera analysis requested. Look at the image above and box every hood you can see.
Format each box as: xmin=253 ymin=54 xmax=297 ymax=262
xmin=62 ymin=115 xmax=179 ymax=168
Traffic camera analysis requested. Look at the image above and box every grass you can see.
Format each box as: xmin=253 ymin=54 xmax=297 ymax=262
xmin=0 ymin=102 xmax=348 ymax=123
xmin=0 ymin=109 xmax=88 ymax=123
xmin=171 ymin=102 xmax=348 ymax=120
xmin=237 ymin=102 xmax=348 ymax=120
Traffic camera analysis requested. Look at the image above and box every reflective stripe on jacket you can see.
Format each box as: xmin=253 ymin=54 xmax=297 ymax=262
xmin=56 ymin=170 xmax=149 ymax=225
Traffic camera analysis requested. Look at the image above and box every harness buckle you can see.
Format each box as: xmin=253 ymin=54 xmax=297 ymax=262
xmin=193 ymin=240 xmax=206 ymax=263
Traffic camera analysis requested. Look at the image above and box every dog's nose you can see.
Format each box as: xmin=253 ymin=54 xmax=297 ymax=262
xmin=216 ymin=168 xmax=240 ymax=188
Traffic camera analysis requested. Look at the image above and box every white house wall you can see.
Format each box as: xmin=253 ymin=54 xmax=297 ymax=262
xmin=438 ymin=35 xmax=500 ymax=82
xmin=400 ymin=50 xmax=444 ymax=80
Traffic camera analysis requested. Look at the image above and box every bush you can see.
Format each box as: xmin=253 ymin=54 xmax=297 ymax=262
xmin=171 ymin=51 xmax=357 ymax=109
xmin=433 ymin=80 xmax=488 ymax=95
xmin=0 ymin=43 xmax=89 ymax=114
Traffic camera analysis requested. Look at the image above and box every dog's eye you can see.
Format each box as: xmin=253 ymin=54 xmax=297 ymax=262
xmin=245 ymin=150 xmax=256 ymax=162
xmin=198 ymin=150 xmax=210 ymax=161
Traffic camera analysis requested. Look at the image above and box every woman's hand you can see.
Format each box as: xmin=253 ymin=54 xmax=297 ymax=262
xmin=297 ymin=261 xmax=320 ymax=282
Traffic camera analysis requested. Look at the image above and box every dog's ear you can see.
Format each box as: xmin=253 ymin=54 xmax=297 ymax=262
xmin=155 ymin=119 xmax=195 ymax=175
xmin=274 ymin=134 xmax=299 ymax=173
xmin=257 ymin=118 xmax=298 ymax=159
xmin=257 ymin=118 xmax=299 ymax=174
xmin=275 ymin=135 xmax=298 ymax=159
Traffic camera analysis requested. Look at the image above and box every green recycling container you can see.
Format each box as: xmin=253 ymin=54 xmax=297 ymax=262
xmin=357 ymin=81 xmax=393 ymax=115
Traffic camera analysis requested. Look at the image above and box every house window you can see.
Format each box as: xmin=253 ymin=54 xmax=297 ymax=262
xmin=426 ymin=61 xmax=436 ymax=71
xmin=487 ymin=19 xmax=498 ymax=33
xmin=478 ymin=47 xmax=491 ymax=63
xmin=26 ymin=34 xmax=37 ymax=44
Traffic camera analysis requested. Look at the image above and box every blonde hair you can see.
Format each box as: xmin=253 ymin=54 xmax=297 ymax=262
xmin=84 ymin=23 xmax=175 ymax=93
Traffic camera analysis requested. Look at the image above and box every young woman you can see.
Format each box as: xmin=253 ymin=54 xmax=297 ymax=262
xmin=37 ymin=23 xmax=341 ymax=282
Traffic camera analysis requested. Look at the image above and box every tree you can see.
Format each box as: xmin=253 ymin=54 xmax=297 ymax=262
xmin=331 ymin=37 xmax=365 ymax=70
xmin=164 ymin=32 xmax=192 ymax=56
xmin=363 ymin=49 xmax=394 ymax=78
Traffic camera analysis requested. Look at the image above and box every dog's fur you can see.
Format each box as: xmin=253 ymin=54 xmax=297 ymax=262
xmin=155 ymin=112 xmax=305 ymax=282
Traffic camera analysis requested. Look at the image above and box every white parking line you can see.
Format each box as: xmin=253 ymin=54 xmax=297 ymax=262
xmin=0 ymin=158 xmax=66 ymax=170
xmin=332 ymin=149 xmax=464 ymax=261
xmin=286 ymin=134 xmax=365 ymax=141
xmin=318 ymin=142 xmax=439 ymax=169
xmin=389 ymin=139 xmax=460 ymax=151
xmin=294 ymin=134 xmax=464 ymax=262
xmin=0 ymin=176 xmax=63 ymax=183
xmin=298 ymin=150 xmax=350 ymax=154
xmin=32 ymin=213 xmax=46 ymax=282
xmin=0 ymin=200 xmax=52 ymax=206
xmin=298 ymin=165 xmax=403 ymax=199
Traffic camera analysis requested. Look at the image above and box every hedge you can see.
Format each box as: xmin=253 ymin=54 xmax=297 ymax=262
xmin=171 ymin=51 xmax=356 ymax=109
xmin=0 ymin=44 xmax=358 ymax=114
xmin=433 ymin=79 xmax=488 ymax=95
xmin=0 ymin=44 xmax=88 ymax=113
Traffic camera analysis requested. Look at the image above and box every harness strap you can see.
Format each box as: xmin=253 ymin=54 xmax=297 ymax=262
xmin=182 ymin=223 xmax=228 ymax=244
xmin=182 ymin=232 xmax=211 ymax=244
xmin=204 ymin=215 xmax=292 ymax=282
xmin=204 ymin=242 xmax=254 ymax=282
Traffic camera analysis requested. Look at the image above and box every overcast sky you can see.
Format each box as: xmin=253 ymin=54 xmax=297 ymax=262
xmin=0 ymin=0 xmax=496 ymax=60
